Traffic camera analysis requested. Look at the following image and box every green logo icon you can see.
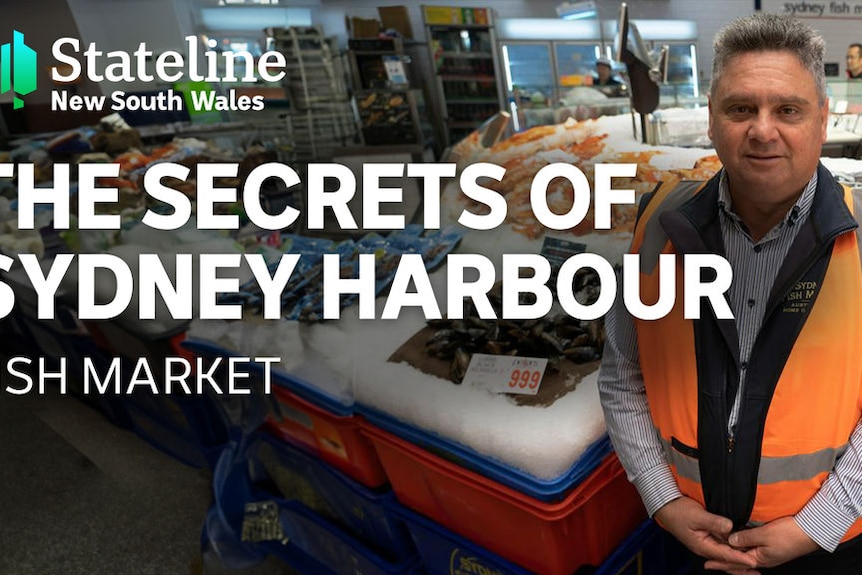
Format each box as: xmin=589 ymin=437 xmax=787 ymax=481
xmin=1 ymin=31 xmax=37 ymax=109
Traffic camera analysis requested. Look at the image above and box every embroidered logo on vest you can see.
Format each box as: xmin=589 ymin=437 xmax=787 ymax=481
xmin=782 ymin=281 xmax=818 ymax=314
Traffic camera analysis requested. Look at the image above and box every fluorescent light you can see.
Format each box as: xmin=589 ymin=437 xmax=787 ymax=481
xmin=561 ymin=11 xmax=596 ymax=20
xmin=633 ymin=20 xmax=697 ymax=40
xmin=556 ymin=1 xmax=597 ymax=21
xmin=498 ymin=17 xmax=697 ymax=41
xmin=502 ymin=45 xmax=514 ymax=92
xmin=510 ymin=100 xmax=520 ymax=132
xmin=199 ymin=7 xmax=312 ymax=31
xmin=690 ymin=45 xmax=699 ymax=98
xmin=497 ymin=18 xmax=601 ymax=40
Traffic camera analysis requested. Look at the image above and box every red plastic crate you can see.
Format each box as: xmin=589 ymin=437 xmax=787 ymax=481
xmin=265 ymin=385 xmax=388 ymax=489
xmin=360 ymin=420 xmax=647 ymax=575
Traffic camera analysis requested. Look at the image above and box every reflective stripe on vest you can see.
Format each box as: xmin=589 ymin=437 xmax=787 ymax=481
xmin=661 ymin=435 xmax=849 ymax=485
xmin=634 ymin=181 xmax=862 ymax=541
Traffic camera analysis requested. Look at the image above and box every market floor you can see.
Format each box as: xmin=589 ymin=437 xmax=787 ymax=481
xmin=0 ymin=370 xmax=293 ymax=574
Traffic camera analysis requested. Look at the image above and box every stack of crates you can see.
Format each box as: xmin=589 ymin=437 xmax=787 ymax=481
xmin=268 ymin=26 xmax=359 ymax=163
xmin=4 ymin=273 xmax=231 ymax=469
xmin=184 ymin=339 xmax=695 ymax=574
xmin=590 ymin=520 xmax=696 ymax=575
xmin=248 ymin=432 xmax=420 ymax=574
xmin=358 ymin=417 xmax=647 ymax=575
xmin=4 ymin=275 xmax=129 ymax=426
xmin=186 ymin=338 xmax=420 ymax=574
xmin=87 ymin=322 xmax=231 ymax=469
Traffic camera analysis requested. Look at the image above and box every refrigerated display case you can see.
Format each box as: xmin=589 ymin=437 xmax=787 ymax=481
xmin=423 ymin=6 xmax=505 ymax=148
xmin=824 ymin=80 xmax=862 ymax=158
xmin=490 ymin=17 xmax=701 ymax=134
xmin=666 ymin=43 xmax=697 ymax=86
xmin=655 ymin=43 xmax=701 ymax=108
xmin=499 ymin=42 xmax=555 ymax=109
xmin=828 ymin=79 xmax=862 ymax=113
xmin=554 ymin=43 xmax=604 ymax=89
xmin=496 ymin=19 xmax=629 ymax=131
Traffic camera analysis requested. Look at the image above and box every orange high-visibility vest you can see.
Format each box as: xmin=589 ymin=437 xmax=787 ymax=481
xmin=631 ymin=171 xmax=862 ymax=541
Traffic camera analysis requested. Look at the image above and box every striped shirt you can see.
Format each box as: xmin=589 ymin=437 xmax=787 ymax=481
xmin=598 ymin=170 xmax=862 ymax=552
xmin=720 ymin=171 xmax=815 ymax=436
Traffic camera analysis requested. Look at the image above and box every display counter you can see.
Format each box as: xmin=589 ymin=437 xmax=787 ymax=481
xmin=4 ymin=109 xmax=862 ymax=573
xmin=4 ymin=111 xmax=862 ymax=484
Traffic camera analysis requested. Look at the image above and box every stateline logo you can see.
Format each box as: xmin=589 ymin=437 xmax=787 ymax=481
xmin=49 ymin=36 xmax=286 ymax=113
xmin=1 ymin=31 xmax=37 ymax=109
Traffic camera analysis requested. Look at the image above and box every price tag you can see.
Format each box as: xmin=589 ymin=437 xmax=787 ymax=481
xmin=462 ymin=353 xmax=548 ymax=396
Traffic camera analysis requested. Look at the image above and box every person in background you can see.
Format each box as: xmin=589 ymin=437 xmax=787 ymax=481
xmin=592 ymin=57 xmax=625 ymax=97
xmin=847 ymin=43 xmax=862 ymax=79
xmin=599 ymin=12 xmax=862 ymax=575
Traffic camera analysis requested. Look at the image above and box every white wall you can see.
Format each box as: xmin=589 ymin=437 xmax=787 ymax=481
xmin=760 ymin=0 xmax=862 ymax=76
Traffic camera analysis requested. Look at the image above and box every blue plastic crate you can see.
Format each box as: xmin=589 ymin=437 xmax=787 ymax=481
xmin=183 ymin=337 xmax=354 ymax=417
xmin=263 ymin=500 xmax=420 ymax=575
xmin=589 ymin=520 xmax=696 ymax=575
xmin=209 ymin=440 xmax=417 ymax=575
xmin=185 ymin=338 xmax=390 ymax=489
xmin=254 ymin=355 xmax=354 ymax=417
xmin=358 ymin=404 xmax=612 ymax=502
xmin=201 ymin=505 xmax=269 ymax=571
xmin=180 ymin=338 xmax=279 ymax=432
xmin=391 ymin=506 xmax=694 ymax=575
xmin=251 ymin=432 xmax=416 ymax=562
xmin=104 ymin=342 xmax=232 ymax=458
xmin=126 ymin=402 xmax=225 ymax=468
xmin=636 ymin=523 xmax=697 ymax=575
xmin=202 ymin=446 xmax=332 ymax=575
xmin=11 ymin=304 xmax=132 ymax=427
xmin=122 ymin=384 xmax=229 ymax=448
xmin=388 ymin=499 xmax=533 ymax=575
xmin=591 ymin=520 xmax=656 ymax=575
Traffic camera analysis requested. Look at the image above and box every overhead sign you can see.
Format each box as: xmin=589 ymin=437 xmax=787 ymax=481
xmin=760 ymin=0 xmax=862 ymax=18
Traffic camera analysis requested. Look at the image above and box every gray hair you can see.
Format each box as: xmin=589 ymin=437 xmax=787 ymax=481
xmin=711 ymin=12 xmax=826 ymax=105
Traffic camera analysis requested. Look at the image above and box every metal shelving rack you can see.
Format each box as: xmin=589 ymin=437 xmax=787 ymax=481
xmin=268 ymin=26 xmax=360 ymax=164
xmin=422 ymin=5 xmax=505 ymax=149
xmin=347 ymin=36 xmax=430 ymax=147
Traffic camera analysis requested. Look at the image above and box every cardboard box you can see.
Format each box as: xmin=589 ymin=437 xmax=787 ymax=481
xmin=422 ymin=6 xmax=462 ymax=25
xmin=422 ymin=6 xmax=489 ymax=26
xmin=378 ymin=6 xmax=414 ymax=39
xmin=348 ymin=16 xmax=381 ymax=39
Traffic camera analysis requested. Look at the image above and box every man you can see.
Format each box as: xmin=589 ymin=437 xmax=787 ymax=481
xmin=599 ymin=12 xmax=862 ymax=574
xmin=593 ymin=57 xmax=625 ymax=97
xmin=847 ymin=43 xmax=862 ymax=79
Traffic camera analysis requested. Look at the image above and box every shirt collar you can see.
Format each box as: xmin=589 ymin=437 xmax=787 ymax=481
xmin=716 ymin=169 xmax=817 ymax=229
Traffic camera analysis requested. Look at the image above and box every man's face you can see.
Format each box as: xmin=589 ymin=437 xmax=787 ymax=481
xmin=596 ymin=64 xmax=611 ymax=82
xmin=708 ymin=50 xmax=828 ymax=206
xmin=847 ymin=46 xmax=862 ymax=76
